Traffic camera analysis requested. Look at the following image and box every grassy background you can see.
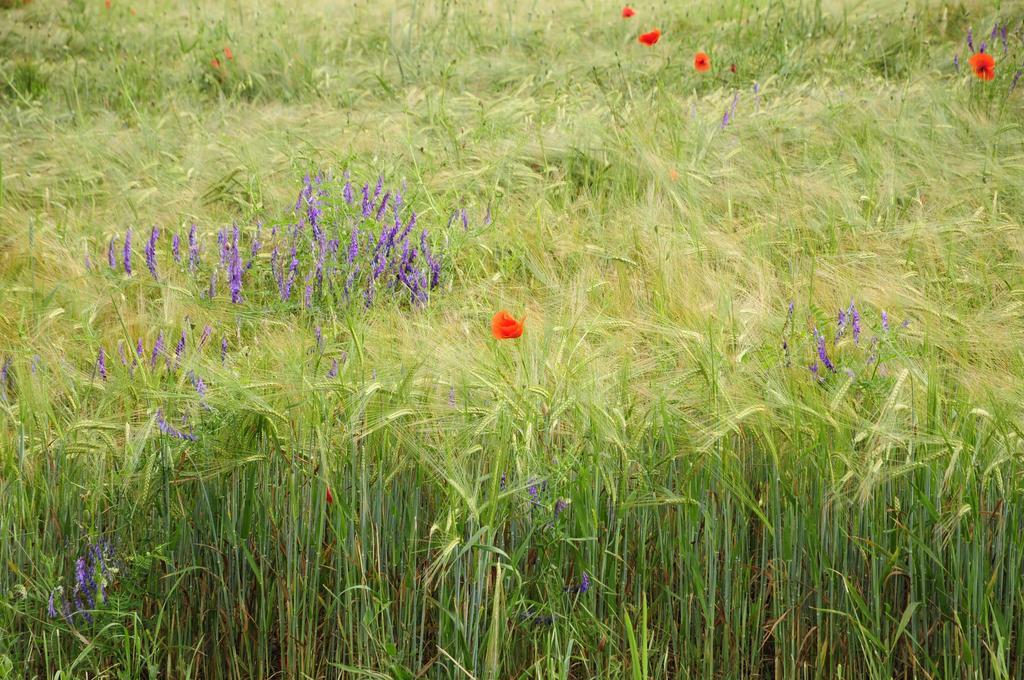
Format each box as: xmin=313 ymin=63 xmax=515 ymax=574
xmin=2 ymin=0 xmax=1024 ymax=677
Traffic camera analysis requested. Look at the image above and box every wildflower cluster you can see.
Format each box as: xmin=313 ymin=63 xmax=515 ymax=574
xmin=47 ymin=539 xmax=119 ymax=626
xmin=96 ymin=171 xmax=454 ymax=312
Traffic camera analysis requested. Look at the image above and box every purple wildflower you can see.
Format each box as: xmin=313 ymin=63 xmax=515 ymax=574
xmin=954 ymin=54 xmax=960 ymax=72
xmin=117 ymin=341 xmax=128 ymax=366
xmin=144 ymin=225 xmax=160 ymax=280
xmin=375 ymin=191 xmax=390 ymax=221
xmin=172 ymin=233 xmax=181 ymax=262
xmin=150 ymin=331 xmax=164 ymax=369
xmin=123 ymin=228 xmax=132 ymax=275
xmin=753 ymin=81 xmax=761 ymax=109
xmin=815 ymin=330 xmax=835 ymax=372
xmin=461 ymin=208 xmax=468 ymax=231
xmin=136 ymin=338 xmax=145 ymax=359
xmin=448 ymin=385 xmax=456 ymax=407
xmin=968 ymin=27 xmax=975 ymax=53
xmin=327 ymin=359 xmax=338 ymax=378
xmin=47 ymin=590 xmax=59 ymax=619
xmin=343 ymin=170 xmax=353 ymax=204
xmin=882 ymin=311 xmax=889 ymax=332
xmin=107 ymin=236 xmax=117 ymax=270
xmin=156 ymin=409 xmax=197 ymax=441
xmin=174 ymin=328 xmax=187 ymax=363
xmin=228 ymin=234 xmax=243 ymax=304
xmin=221 ymin=337 xmax=228 ymax=363
xmin=96 ymin=347 xmax=107 ymax=381
xmin=554 ymin=498 xmax=568 ymax=518
xmin=191 ymin=372 xmax=207 ymax=398
xmin=188 ymin=224 xmax=200 ymax=272
xmin=361 ymin=183 xmax=371 ymax=217
xmin=484 ymin=205 xmax=492 ymax=226
xmin=849 ymin=300 xmax=861 ymax=343
xmin=579 ymin=572 xmax=590 ymax=594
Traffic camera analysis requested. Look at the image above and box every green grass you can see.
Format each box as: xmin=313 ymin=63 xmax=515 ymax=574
xmin=2 ymin=0 xmax=1024 ymax=677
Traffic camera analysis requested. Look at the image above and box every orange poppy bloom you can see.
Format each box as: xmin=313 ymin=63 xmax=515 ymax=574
xmin=104 ymin=0 xmax=111 ymax=8
xmin=638 ymin=29 xmax=661 ymax=46
xmin=211 ymin=58 xmax=222 ymax=69
xmin=492 ymin=310 xmax=525 ymax=339
xmin=224 ymin=46 xmax=234 ymax=60
xmin=694 ymin=52 xmax=710 ymax=72
xmin=621 ymin=6 xmax=635 ymax=18
xmin=968 ymin=52 xmax=995 ymax=81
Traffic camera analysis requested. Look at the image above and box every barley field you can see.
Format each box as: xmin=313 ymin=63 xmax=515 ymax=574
xmin=2 ymin=0 xmax=1024 ymax=677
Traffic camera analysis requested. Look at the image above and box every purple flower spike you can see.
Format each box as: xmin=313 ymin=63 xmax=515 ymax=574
xmin=814 ymin=329 xmax=835 ymax=372
xmin=144 ymin=225 xmax=160 ymax=280
xmin=967 ymin=27 xmax=974 ymax=53
xmin=221 ymin=337 xmax=228 ymax=363
xmin=849 ymin=300 xmax=861 ymax=344
xmin=881 ymin=311 xmax=889 ymax=332
xmin=327 ymin=359 xmax=338 ymax=378
xmin=461 ymin=208 xmax=468 ymax=231
xmin=188 ymin=224 xmax=200 ymax=272
xmin=343 ymin=170 xmax=353 ymax=204
xmin=150 ymin=331 xmax=164 ymax=369
xmin=96 ymin=347 xmax=107 ymax=381
xmin=953 ymin=54 xmax=960 ymax=72
xmin=123 ymin=228 xmax=133 ymax=275
xmin=172 ymin=233 xmax=181 ymax=262
xmin=107 ymin=236 xmax=118 ymax=270
xmin=156 ymin=409 xmax=197 ymax=441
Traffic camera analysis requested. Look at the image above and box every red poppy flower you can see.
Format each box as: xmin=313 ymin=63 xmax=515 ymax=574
xmin=224 ymin=46 xmax=234 ymax=60
xmin=621 ymin=6 xmax=635 ymax=18
xmin=326 ymin=486 xmax=334 ymax=505
xmin=968 ymin=52 xmax=995 ymax=81
xmin=730 ymin=63 xmax=736 ymax=73
xmin=492 ymin=310 xmax=525 ymax=339
xmin=104 ymin=0 xmax=111 ymax=8
xmin=638 ymin=29 xmax=661 ymax=46
xmin=694 ymin=51 xmax=710 ymax=72
xmin=211 ymin=58 xmax=221 ymax=69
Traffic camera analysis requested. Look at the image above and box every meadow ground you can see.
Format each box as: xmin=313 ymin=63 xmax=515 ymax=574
xmin=2 ymin=0 xmax=1024 ymax=677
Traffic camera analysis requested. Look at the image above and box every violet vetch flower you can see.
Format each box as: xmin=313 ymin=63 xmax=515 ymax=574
xmin=814 ymin=329 xmax=835 ymax=372
xmin=809 ymin=361 xmax=820 ymax=379
xmin=47 ymin=590 xmax=59 ymax=619
xmin=882 ymin=311 xmax=889 ymax=332
xmin=188 ymin=224 xmax=200 ymax=272
xmin=190 ymin=371 xmax=207 ymax=399
xmin=448 ymin=385 xmax=456 ymax=407
xmin=172 ymin=233 xmax=181 ymax=262
xmin=327 ymin=359 xmax=338 ymax=378
xmin=953 ymin=54 xmax=960 ymax=72
xmin=144 ymin=225 xmax=160 ymax=280
xmin=107 ymin=236 xmax=118 ymax=270
xmin=343 ymin=170 xmax=353 ymax=204
xmin=461 ymin=208 xmax=468 ymax=231
xmin=174 ymin=328 xmax=187 ymax=364
xmin=123 ymin=228 xmax=133 ymax=275
xmin=721 ymin=91 xmax=739 ymax=128
xmin=1000 ymin=25 xmax=1008 ymax=54
xmin=484 ymin=205 xmax=492 ymax=226
xmin=117 ymin=341 xmax=128 ymax=366
xmin=753 ymin=81 xmax=761 ymax=108
xmin=96 ymin=347 xmax=107 ymax=381
xmin=221 ymin=337 xmax=228 ymax=363
xmin=156 ymin=409 xmax=197 ymax=441
xmin=228 ymin=235 xmax=243 ymax=304
xmin=150 ymin=331 xmax=164 ymax=369
xmin=554 ymin=498 xmax=568 ymax=519
xmin=968 ymin=27 xmax=974 ymax=53
xmin=135 ymin=338 xmax=145 ymax=359
xmin=848 ymin=300 xmax=861 ymax=343
xmin=1 ymin=356 xmax=11 ymax=401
